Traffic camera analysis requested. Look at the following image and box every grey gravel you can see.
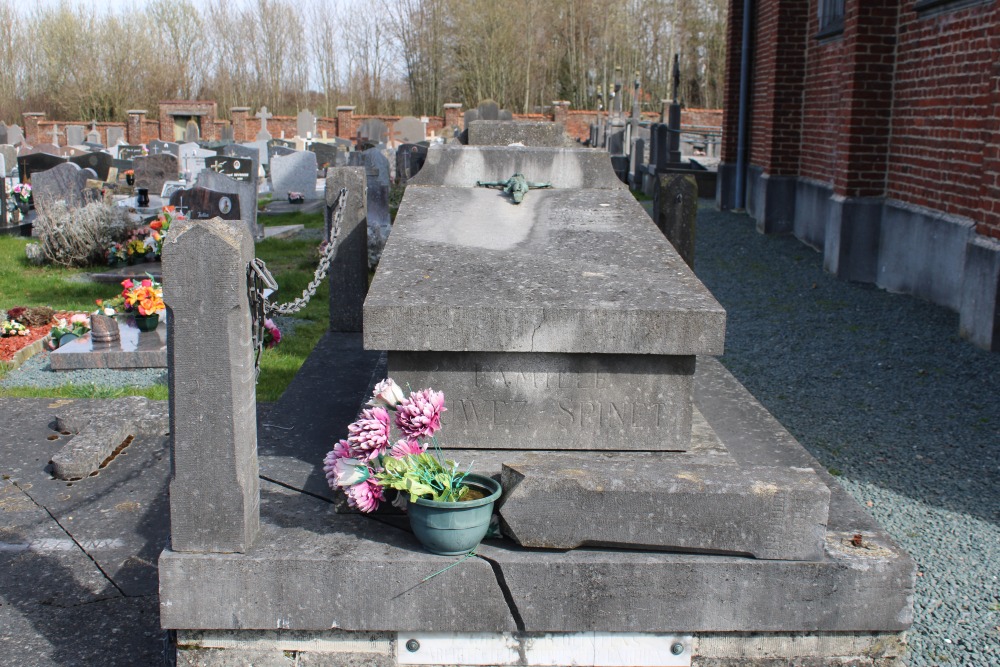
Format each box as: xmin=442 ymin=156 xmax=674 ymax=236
xmin=694 ymin=204 xmax=1000 ymax=667
xmin=0 ymin=351 xmax=167 ymax=389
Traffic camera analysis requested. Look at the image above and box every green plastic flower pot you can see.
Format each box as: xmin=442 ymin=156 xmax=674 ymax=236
xmin=133 ymin=314 xmax=159 ymax=332
xmin=408 ymin=474 xmax=501 ymax=556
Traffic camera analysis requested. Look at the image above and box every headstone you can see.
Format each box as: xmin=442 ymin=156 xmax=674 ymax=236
xmin=268 ymin=144 xmax=295 ymax=159
xmin=255 ymin=106 xmax=273 ymax=141
xmin=7 ymin=124 xmax=22 ymax=145
xmin=118 ymin=145 xmax=145 ymax=160
xmin=498 ymin=109 xmax=514 ymax=121
xmin=653 ymin=173 xmax=697 ymax=269
xmin=0 ymin=145 xmax=17 ymax=176
xmin=60 ymin=146 xmax=87 ymax=157
xmin=86 ymin=125 xmax=102 ymax=145
xmin=205 ymin=156 xmax=254 ymax=182
xmin=162 ymin=217 xmax=260 ymax=553
xmin=32 ymin=162 xmax=94 ymax=209
xmin=112 ymin=158 xmax=134 ymax=173
xmin=34 ymin=143 xmax=62 ymax=156
xmin=478 ymin=100 xmax=500 ymax=121
xmin=184 ymin=119 xmax=200 ymax=143
xmin=161 ymin=180 xmax=187 ymax=200
xmin=17 ymin=152 xmax=67 ymax=183
xmin=296 ymin=109 xmax=316 ymax=139
xmin=348 ymin=147 xmax=390 ymax=267
xmin=148 ymin=140 xmax=180 ymax=157
xmin=239 ymin=140 xmax=269 ymax=168
xmin=133 ymin=153 xmax=180 ymax=193
xmin=392 ymin=116 xmax=425 ymax=145
xmin=106 ymin=126 xmax=125 ymax=146
xmin=463 ymin=109 xmax=480 ymax=130
xmin=607 ymin=128 xmax=625 ymax=155
xmin=69 ymin=151 xmax=113 ymax=181
xmin=196 ymin=169 xmax=259 ymax=240
xmin=179 ymin=143 xmax=215 ymax=180
xmin=629 ymin=137 xmax=645 ymax=188
xmin=270 ymin=138 xmax=294 ymax=149
xmin=356 ymin=118 xmax=388 ymax=145
xmin=394 ymin=143 xmax=428 ymax=185
xmin=325 ymin=167 xmax=367 ymax=331
xmin=269 ymin=150 xmax=319 ymax=200
xmin=66 ymin=125 xmax=85 ymax=146
xmin=309 ymin=142 xmax=340 ymax=170
xmin=169 ymin=186 xmax=240 ymax=221
xmin=222 ymin=143 xmax=259 ymax=166
xmin=220 ymin=125 xmax=235 ymax=143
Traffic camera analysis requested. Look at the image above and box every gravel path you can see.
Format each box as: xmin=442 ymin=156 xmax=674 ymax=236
xmin=694 ymin=204 xmax=1000 ymax=667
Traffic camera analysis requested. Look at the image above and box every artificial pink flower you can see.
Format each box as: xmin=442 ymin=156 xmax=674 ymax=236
xmin=70 ymin=313 xmax=90 ymax=325
xmin=390 ymin=438 xmax=426 ymax=458
xmin=347 ymin=407 xmax=391 ymax=461
xmin=332 ymin=458 xmax=370 ymax=487
xmin=395 ymin=389 xmax=446 ymax=439
xmin=322 ymin=439 xmax=355 ymax=489
xmin=369 ymin=378 xmax=406 ymax=408
xmin=346 ymin=478 xmax=384 ymax=513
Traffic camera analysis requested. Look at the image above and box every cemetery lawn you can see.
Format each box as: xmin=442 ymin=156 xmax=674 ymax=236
xmin=0 ymin=212 xmax=329 ymax=403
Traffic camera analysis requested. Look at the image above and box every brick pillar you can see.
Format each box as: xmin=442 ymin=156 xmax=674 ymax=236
xmin=336 ymin=106 xmax=355 ymax=139
xmin=126 ymin=110 xmax=147 ymax=145
xmin=22 ymin=112 xmax=45 ymax=146
xmin=443 ymin=103 xmax=463 ymax=133
xmin=230 ymin=107 xmax=250 ymax=142
xmin=552 ymin=101 xmax=570 ymax=124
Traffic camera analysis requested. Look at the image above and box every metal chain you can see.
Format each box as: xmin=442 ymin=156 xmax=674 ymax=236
xmin=246 ymin=187 xmax=347 ymax=380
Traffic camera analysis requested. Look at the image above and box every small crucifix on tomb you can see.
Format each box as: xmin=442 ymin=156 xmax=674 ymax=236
xmin=476 ymin=173 xmax=552 ymax=204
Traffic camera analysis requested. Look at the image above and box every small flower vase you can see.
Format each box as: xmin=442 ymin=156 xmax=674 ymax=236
xmin=133 ymin=313 xmax=159 ymax=332
xmin=407 ymin=474 xmax=501 ymax=555
xmin=137 ymin=188 xmax=150 ymax=208
xmin=125 ymin=174 xmax=134 ymax=186
xmin=17 ymin=201 xmax=29 ymax=216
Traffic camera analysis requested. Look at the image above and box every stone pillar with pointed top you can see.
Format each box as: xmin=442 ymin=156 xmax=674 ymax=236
xmin=162 ymin=217 xmax=260 ymax=553
xmin=127 ymin=110 xmax=147 ymax=145
xmin=336 ymin=106 xmax=355 ymax=139
xmin=22 ymin=112 xmax=45 ymax=145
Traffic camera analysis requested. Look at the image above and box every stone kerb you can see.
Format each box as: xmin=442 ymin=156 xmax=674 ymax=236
xmin=163 ymin=217 xmax=260 ymax=553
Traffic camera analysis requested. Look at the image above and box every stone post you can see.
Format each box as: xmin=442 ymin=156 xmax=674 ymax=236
xmin=230 ymin=107 xmax=250 ymax=142
xmin=23 ymin=112 xmax=45 ymax=145
xmin=442 ymin=103 xmax=463 ymax=135
xmin=660 ymin=99 xmax=671 ymax=124
xmin=163 ymin=217 xmax=260 ymax=553
xmin=336 ymin=106 xmax=355 ymax=139
xmin=325 ymin=167 xmax=368 ymax=332
xmin=126 ymin=110 xmax=147 ymax=145
xmin=551 ymin=100 xmax=570 ymax=125
xmin=653 ymin=173 xmax=698 ymax=270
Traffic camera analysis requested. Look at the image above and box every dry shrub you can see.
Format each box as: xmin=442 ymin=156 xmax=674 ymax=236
xmin=33 ymin=200 xmax=134 ymax=267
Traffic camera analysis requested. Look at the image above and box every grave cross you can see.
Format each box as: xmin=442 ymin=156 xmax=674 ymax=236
xmin=90 ymin=120 xmax=98 ymax=132
xmin=256 ymin=107 xmax=273 ymax=134
xmin=172 ymin=196 xmax=190 ymax=218
xmin=49 ymin=124 xmax=63 ymax=144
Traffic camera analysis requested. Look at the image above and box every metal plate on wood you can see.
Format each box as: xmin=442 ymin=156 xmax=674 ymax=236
xmin=396 ymin=632 xmax=693 ymax=666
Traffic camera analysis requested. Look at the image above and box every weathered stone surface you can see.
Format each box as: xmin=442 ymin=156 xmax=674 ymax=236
xmin=348 ymin=148 xmax=391 ymax=267
xmin=50 ymin=417 xmax=134 ymax=481
xmin=467 ymin=120 xmax=567 ymax=147
xmin=499 ymin=456 xmax=830 ymax=559
xmin=392 ymin=116 xmax=425 ymax=144
xmin=162 ymin=217 xmax=260 ymax=553
xmin=365 ymin=186 xmax=726 ymax=355
xmin=270 ymin=150 xmax=319 ymax=200
xmin=389 ymin=351 xmax=695 ymax=451
xmin=959 ymin=234 xmax=1000 ymax=351
xmin=32 ymin=162 xmax=94 ymax=209
xmin=169 ymin=186 xmax=241 ymax=221
xmin=16 ymin=151 xmax=66 ymax=182
xmin=133 ymin=153 xmax=180 ymax=193
xmin=69 ymin=150 xmax=113 ymax=181
xmin=325 ymin=168 xmax=368 ymax=332
xmin=49 ymin=317 xmax=166 ymax=370
xmin=159 ymin=481 xmax=517 ymax=631
xmin=410 ymin=144 xmax=626 ymax=190
xmin=654 ymin=173 xmax=698 ymax=269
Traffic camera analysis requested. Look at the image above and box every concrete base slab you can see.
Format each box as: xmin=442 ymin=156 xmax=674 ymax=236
xmin=959 ymin=234 xmax=1000 ymax=350
xmin=159 ymin=359 xmax=914 ymax=635
xmin=49 ymin=317 xmax=166 ymax=370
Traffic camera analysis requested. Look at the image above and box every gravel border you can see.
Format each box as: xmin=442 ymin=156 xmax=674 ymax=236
xmin=695 ymin=204 xmax=1000 ymax=666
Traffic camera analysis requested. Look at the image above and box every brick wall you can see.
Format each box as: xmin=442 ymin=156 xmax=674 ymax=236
xmin=799 ymin=10 xmax=848 ymax=184
xmin=720 ymin=0 xmax=746 ymax=163
xmin=887 ymin=1 xmax=1000 ymax=237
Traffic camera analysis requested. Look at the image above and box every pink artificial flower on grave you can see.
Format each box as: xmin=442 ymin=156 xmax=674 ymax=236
xmin=322 ymin=439 xmax=355 ymax=487
xmin=390 ymin=438 xmax=426 ymax=459
xmin=70 ymin=313 xmax=90 ymax=326
xmin=331 ymin=458 xmax=370 ymax=487
xmin=347 ymin=407 xmax=391 ymax=461
xmin=395 ymin=389 xmax=446 ymax=439
xmin=346 ymin=477 xmax=384 ymax=513
xmin=369 ymin=378 xmax=406 ymax=408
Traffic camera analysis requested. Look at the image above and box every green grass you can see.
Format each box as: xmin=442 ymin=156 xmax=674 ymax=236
xmin=1 ymin=211 xmax=329 ymax=403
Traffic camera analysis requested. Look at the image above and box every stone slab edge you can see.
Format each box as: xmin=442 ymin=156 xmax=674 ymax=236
xmin=50 ymin=417 xmax=134 ymax=480
xmin=9 ymin=334 xmax=51 ymax=369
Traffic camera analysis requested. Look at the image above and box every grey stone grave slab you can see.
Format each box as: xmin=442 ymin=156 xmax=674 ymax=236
xmin=160 ymin=180 xmax=186 ymax=199
xmin=478 ymin=100 xmax=500 ymax=121
xmin=50 ymin=316 xmax=167 ymax=370
xmin=222 ymin=143 xmax=259 ymax=165
xmin=50 ymin=416 xmax=133 ymax=481
xmin=394 ymin=142 xmax=428 ymax=185
xmin=654 ymin=173 xmax=697 ymax=269
xmin=467 ymin=120 xmax=565 ymax=147
xmin=196 ymin=169 xmax=259 ymax=243
xmin=66 ymin=124 xmax=86 ymax=146
xmin=112 ymin=158 xmax=134 ymax=173
xmin=348 ymin=147 xmax=390 ymax=267
xmin=32 ymin=162 xmax=95 ymax=209
xmin=463 ymin=108 xmax=480 ymax=130
xmin=325 ymin=168 xmax=368 ymax=332
xmin=106 ymin=126 xmax=125 ymax=146
xmin=309 ymin=141 xmax=340 ymax=170
xmin=296 ymin=109 xmax=316 ymax=139
xmin=179 ymin=142 xmax=214 ymax=180
xmin=204 ymin=155 xmax=253 ymax=182
xmin=169 ymin=186 xmax=240 ymax=221
xmin=61 ymin=146 xmax=88 ymax=157
xmin=268 ymin=144 xmax=295 ymax=159
xmin=69 ymin=150 xmax=113 ymax=181
xmin=498 ymin=109 xmax=514 ymax=121
xmin=7 ymin=123 xmax=23 ymax=145
xmin=270 ymin=138 xmax=294 ymax=149
xmin=239 ymin=139 xmax=269 ymax=167
xmin=34 ymin=143 xmax=63 ymax=156
xmin=392 ymin=116 xmax=425 ymax=144
xmin=220 ymin=125 xmax=234 ymax=143
xmin=357 ymin=118 xmax=388 ymax=144
xmin=0 ymin=145 xmax=16 ymax=175
xmin=133 ymin=153 xmax=180 ymax=193
xmin=498 ymin=455 xmax=830 ymax=559
xmin=184 ymin=119 xmax=200 ymax=142
xmin=269 ymin=150 xmax=318 ymax=200
xmin=17 ymin=152 xmax=67 ymax=182
xmin=148 ymin=139 xmax=180 ymax=157
xmin=118 ymin=145 xmax=144 ymax=160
